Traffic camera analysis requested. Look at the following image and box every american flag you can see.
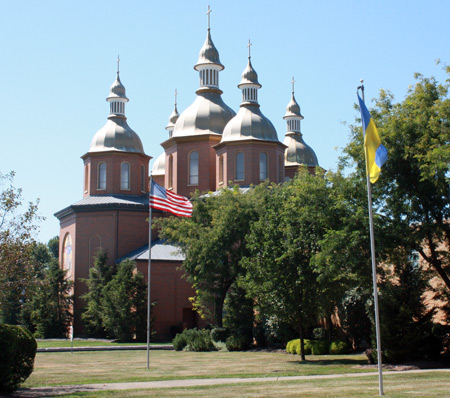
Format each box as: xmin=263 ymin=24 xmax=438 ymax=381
xmin=149 ymin=180 xmax=193 ymax=217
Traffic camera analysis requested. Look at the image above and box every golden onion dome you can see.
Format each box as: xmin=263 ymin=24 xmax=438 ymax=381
xmin=283 ymin=132 xmax=318 ymax=167
xmin=221 ymin=106 xmax=278 ymax=142
xmin=172 ymin=91 xmax=235 ymax=137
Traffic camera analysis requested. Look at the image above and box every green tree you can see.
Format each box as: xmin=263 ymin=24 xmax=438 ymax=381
xmin=241 ymin=171 xmax=336 ymax=360
xmin=0 ymin=171 xmax=41 ymax=324
xmin=344 ymin=69 xmax=450 ymax=292
xmin=101 ymin=259 xmax=147 ymax=342
xmin=29 ymin=258 xmax=73 ymax=338
xmin=81 ymin=251 xmax=113 ymax=337
xmin=156 ymin=186 xmax=263 ymax=327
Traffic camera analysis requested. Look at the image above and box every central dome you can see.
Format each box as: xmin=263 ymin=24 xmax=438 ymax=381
xmin=172 ymin=91 xmax=235 ymax=137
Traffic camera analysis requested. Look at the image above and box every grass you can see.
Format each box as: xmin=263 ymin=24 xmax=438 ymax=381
xmin=37 ymin=339 xmax=170 ymax=348
xmin=25 ymin=372 xmax=450 ymax=397
xmin=24 ymin=351 xmax=372 ymax=387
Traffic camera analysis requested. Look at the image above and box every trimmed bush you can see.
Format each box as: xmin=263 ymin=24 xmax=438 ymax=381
xmin=329 ymin=340 xmax=349 ymax=355
xmin=0 ymin=324 xmax=37 ymax=393
xmin=211 ymin=327 xmax=230 ymax=343
xmin=225 ymin=334 xmax=250 ymax=351
xmin=311 ymin=340 xmax=329 ymax=355
xmin=285 ymin=339 xmax=312 ymax=355
xmin=172 ymin=328 xmax=216 ymax=352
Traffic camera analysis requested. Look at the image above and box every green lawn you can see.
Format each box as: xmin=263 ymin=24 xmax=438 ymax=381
xmin=54 ymin=372 xmax=450 ymax=397
xmin=25 ymin=351 xmax=372 ymax=387
xmin=37 ymin=339 xmax=170 ymax=348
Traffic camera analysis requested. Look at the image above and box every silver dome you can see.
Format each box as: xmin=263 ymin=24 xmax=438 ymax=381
xmin=89 ymin=117 xmax=144 ymax=154
xmin=107 ymin=73 xmax=128 ymax=101
xmin=221 ymin=106 xmax=279 ymax=142
xmin=284 ymin=132 xmax=318 ymax=167
xmin=195 ymin=29 xmax=224 ymax=71
xmin=172 ymin=91 xmax=235 ymax=137
xmin=151 ymin=152 xmax=165 ymax=176
xmin=284 ymin=94 xmax=303 ymax=119
xmin=238 ymin=58 xmax=261 ymax=88
xmin=166 ymin=104 xmax=180 ymax=130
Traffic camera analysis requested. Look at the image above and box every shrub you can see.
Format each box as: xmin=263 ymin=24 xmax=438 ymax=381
xmin=0 ymin=324 xmax=37 ymax=393
xmin=172 ymin=328 xmax=216 ymax=352
xmin=211 ymin=327 xmax=230 ymax=343
xmin=285 ymin=339 xmax=312 ymax=355
xmin=311 ymin=340 xmax=329 ymax=355
xmin=225 ymin=334 xmax=250 ymax=351
xmin=329 ymin=340 xmax=349 ymax=355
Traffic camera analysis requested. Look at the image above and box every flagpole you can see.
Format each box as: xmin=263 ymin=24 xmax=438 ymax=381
xmin=147 ymin=174 xmax=153 ymax=370
xmin=359 ymin=81 xmax=384 ymax=396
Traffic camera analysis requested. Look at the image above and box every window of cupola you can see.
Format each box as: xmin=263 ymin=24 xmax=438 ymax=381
xmin=189 ymin=151 xmax=199 ymax=185
xmin=121 ymin=162 xmax=130 ymax=190
xmin=98 ymin=162 xmax=106 ymax=190
xmin=260 ymin=152 xmax=268 ymax=181
xmin=235 ymin=152 xmax=244 ymax=181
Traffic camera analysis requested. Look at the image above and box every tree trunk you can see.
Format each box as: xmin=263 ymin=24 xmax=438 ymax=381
xmin=418 ymin=235 xmax=450 ymax=291
xmin=299 ymin=322 xmax=306 ymax=361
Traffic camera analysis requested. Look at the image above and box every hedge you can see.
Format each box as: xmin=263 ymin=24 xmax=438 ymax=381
xmin=0 ymin=324 xmax=37 ymax=393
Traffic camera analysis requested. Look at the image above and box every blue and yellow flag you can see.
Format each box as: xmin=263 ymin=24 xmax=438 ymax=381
xmin=357 ymin=94 xmax=388 ymax=183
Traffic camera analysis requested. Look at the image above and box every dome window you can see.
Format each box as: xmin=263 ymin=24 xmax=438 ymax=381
xmin=189 ymin=151 xmax=199 ymax=185
xmin=235 ymin=152 xmax=245 ymax=181
xmin=260 ymin=152 xmax=268 ymax=181
xmin=98 ymin=162 xmax=106 ymax=190
xmin=121 ymin=162 xmax=130 ymax=190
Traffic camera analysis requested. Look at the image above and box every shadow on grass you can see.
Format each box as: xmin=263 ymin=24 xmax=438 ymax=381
xmin=287 ymin=358 xmax=368 ymax=366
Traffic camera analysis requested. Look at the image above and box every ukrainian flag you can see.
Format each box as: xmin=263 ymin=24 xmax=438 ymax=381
xmin=357 ymin=94 xmax=388 ymax=183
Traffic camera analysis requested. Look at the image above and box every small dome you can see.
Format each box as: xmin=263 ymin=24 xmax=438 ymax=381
xmin=238 ymin=58 xmax=261 ymax=87
xmin=107 ymin=73 xmax=128 ymax=101
xmin=221 ymin=106 xmax=278 ymax=143
xmin=172 ymin=91 xmax=235 ymax=137
xmin=166 ymin=104 xmax=180 ymax=130
xmin=195 ymin=30 xmax=224 ymax=71
xmin=284 ymin=94 xmax=303 ymax=119
xmin=151 ymin=152 xmax=165 ymax=176
xmin=284 ymin=133 xmax=318 ymax=167
xmin=89 ymin=117 xmax=144 ymax=154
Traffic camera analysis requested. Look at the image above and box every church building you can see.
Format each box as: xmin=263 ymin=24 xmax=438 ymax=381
xmin=55 ymin=14 xmax=319 ymax=339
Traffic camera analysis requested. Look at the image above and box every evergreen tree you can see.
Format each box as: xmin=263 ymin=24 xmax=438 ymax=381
xmin=101 ymin=259 xmax=147 ymax=342
xmin=81 ymin=252 xmax=112 ymax=337
xmin=30 ymin=258 xmax=72 ymax=338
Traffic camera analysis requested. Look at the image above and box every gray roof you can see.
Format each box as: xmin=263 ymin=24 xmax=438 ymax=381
xmin=54 ymin=194 xmax=151 ymax=219
xmin=118 ymin=239 xmax=185 ymax=262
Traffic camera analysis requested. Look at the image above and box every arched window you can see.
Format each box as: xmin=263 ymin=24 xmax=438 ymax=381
xmin=84 ymin=164 xmax=89 ymax=192
xmin=219 ymin=154 xmax=224 ymax=184
xmin=260 ymin=152 xmax=268 ymax=181
xmin=62 ymin=233 xmax=73 ymax=277
xmin=141 ymin=165 xmax=146 ymax=192
xmin=189 ymin=151 xmax=199 ymax=185
xmin=235 ymin=152 xmax=244 ymax=180
xmin=98 ymin=162 xmax=106 ymax=190
xmin=121 ymin=162 xmax=130 ymax=190
xmin=168 ymin=155 xmax=173 ymax=189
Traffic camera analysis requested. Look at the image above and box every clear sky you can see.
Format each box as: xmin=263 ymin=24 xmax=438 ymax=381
xmin=1 ymin=0 xmax=449 ymax=244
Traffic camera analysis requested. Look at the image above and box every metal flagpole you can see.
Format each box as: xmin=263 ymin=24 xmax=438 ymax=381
xmin=358 ymin=81 xmax=384 ymax=395
xmin=147 ymin=175 xmax=153 ymax=370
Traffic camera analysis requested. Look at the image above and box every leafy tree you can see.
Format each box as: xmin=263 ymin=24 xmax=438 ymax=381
xmin=344 ymin=69 xmax=450 ymax=292
xmin=47 ymin=236 xmax=59 ymax=259
xmin=241 ymin=171 xmax=336 ymax=360
xmin=29 ymin=258 xmax=73 ymax=338
xmin=156 ymin=186 xmax=263 ymax=327
xmin=101 ymin=259 xmax=147 ymax=342
xmin=0 ymin=171 xmax=41 ymax=324
xmin=81 ymin=251 xmax=113 ymax=337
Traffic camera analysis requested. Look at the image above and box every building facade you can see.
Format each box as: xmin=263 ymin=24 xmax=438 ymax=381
xmin=55 ymin=19 xmax=319 ymax=339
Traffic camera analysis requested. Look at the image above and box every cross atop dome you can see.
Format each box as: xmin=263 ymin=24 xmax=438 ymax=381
xmin=207 ymin=5 xmax=211 ymax=30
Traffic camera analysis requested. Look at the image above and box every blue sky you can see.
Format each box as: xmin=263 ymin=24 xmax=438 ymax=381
xmin=1 ymin=0 xmax=449 ymax=243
